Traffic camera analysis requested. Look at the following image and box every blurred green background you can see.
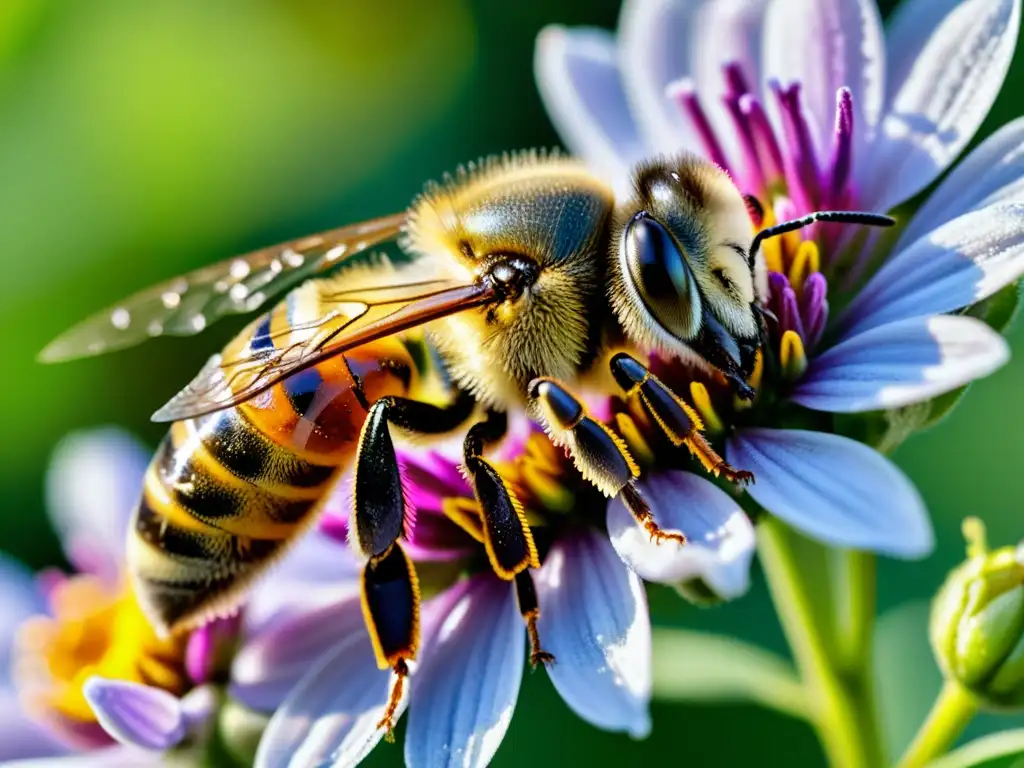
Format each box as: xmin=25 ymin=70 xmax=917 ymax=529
xmin=3 ymin=0 xmax=1024 ymax=765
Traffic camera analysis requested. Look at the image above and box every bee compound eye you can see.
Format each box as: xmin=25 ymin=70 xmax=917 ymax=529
xmin=622 ymin=213 xmax=702 ymax=340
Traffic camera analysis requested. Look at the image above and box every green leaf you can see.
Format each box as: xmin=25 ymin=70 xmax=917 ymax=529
xmin=651 ymin=627 xmax=809 ymax=721
xmin=967 ymin=281 xmax=1023 ymax=336
xmin=926 ymin=729 xmax=1024 ymax=768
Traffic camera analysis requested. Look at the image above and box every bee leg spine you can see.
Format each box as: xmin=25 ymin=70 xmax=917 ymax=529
xmin=621 ymin=481 xmax=687 ymax=546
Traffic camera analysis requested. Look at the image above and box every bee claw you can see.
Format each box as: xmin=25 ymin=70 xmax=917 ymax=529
xmin=719 ymin=465 xmax=754 ymax=486
xmin=530 ymin=650 xmax=556 ymax=669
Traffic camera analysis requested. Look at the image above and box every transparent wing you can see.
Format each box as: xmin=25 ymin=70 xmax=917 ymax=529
xmin=39 ymin=213 xmax=406 ymax=362
xmin=151 ymin=279 xmax=495 ymax=423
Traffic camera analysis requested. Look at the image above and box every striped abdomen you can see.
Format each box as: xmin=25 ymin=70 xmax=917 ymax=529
xmin=128 ymin=280 xmax=414 ymax=635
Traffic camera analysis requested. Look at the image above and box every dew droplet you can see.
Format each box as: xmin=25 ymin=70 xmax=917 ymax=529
xmin=161 ymin=291 xmax=181 ymax=309
xmin=214 ymin=280 xmax=229 ymax=294
xmin=111 ymin=308 xmax=131 ymax=329
xmin=190 ymin=315 xmax=207 ymax=332
xmin=148 ymin=321 xmax=164 ymax=336
xmin=269 ymin=259 xmax=283 ymax=275
xmin=230 ymin=260 xmax=251 ymax=279
xmin=325 ymin=245 xmax=348 ymax=262
xmin=229 ymin=283 xmax=249 ymax=302
xmin=282 ymin=249 xmax=305 ymax=268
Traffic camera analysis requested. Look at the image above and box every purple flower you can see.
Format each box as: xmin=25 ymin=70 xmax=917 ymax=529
xmin=534 ymin=0 xmax=1024 ymax=558
xmin=246 ymin=436 xmax=745 ymax=767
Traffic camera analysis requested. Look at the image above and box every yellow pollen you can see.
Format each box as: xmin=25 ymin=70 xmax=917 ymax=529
xmin=788 ymin=240 xmax=820 ymax=294
xmin=689 ymin=382 xmax=724 ymax=435
xmin=779 ymin=330 xmax=808 ymax=381
xmin=14 ymin=576 xmax=187 ymax=725
xmin=757 ymin=205 xmax=784 ymax=274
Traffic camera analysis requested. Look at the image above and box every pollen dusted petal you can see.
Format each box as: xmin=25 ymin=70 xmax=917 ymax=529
xmin=607 ymin=471 xmax=755 ymax=600
xmin=791 ymin=315 xmax=1009 ymax=413
xmin=405 ymin=576 xmax=523 ymax=768
xmin=896 ymin=116 xmax=1024 ymax=250
xmin=862 ymin=0 xmax=1020 ymax=211
xmin=841 ymin=202 xmax=1024 ymax=336
xmin=536 ymin=530 xmax=652 ymax=738
xmin=534 ymin=25 xmax=645 ymax=192
xmin=82 ymin=677 xmax=185 ymax=751
xmin=727 ymin=429 xmax=933 ymax=557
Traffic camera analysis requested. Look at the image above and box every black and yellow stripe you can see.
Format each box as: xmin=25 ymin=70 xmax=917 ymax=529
xmin=129 ymin=282 xmax=415 ymax=636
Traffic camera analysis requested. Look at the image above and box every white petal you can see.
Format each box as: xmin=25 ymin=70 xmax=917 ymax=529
xmin=897 ymin=116 xmax=1024 ymax=249
xmin=45 ymin=428 xmax=148 ymax=580
xmin=82 ymin=678 xmax=184 ymax=751
xmin=863 ymin=0 xmax=1020 ymax=210
xmin=231 ymin=588 xmax=363 ymax=712
xmin=792 ymin=314 xmax=1010 ymax=412
xmin=618 ymin=0 xmax=768 ymax=163
xmin=607 ymin=471 xmax=755 ymax=600
xmin=535 ymin=25 xmax=646 ymax=191
xmin=253 ymin=618 xmax=398 ymax=768
xmin=405 ymin=576 xmax=523 ymax=768
xmin=762 ymin=0 xmax=885 ymax=162
xmin=842 ymin=201 xmax=1024 ymax=335
xmin=727 ymin=429 xmax=933 ymax=557
xmin=536 ymin=531 xmax=651 ymax=738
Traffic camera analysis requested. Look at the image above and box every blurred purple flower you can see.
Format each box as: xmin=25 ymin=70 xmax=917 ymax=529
xmin=534 ymin=0 xmax=1024 ymax=557
xmin=8 ymin=427 xmax=319 ymax=761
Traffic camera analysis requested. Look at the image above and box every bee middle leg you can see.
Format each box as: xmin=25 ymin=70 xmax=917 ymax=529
xmin=527 ymin=377 xmax=688 ymax=546
xmin=457 ymin=409 xmax=553 ymax=666
xmin=609 ymin=352 xmax=753 ymax=485
xmin=352 ymin=390 xmax=475 ymax=735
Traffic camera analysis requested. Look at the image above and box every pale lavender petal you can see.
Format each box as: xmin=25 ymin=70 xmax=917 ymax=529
xmin=82 ymin=677 xmax=185 ymax=751
xmin=727 ymin=429 xmax=932 ymax=557
xmin=792 ymin=315 xmax=1009 ymax=412
xmin=897 ymin=117 xmax=1024 ymax=249
xmin=607 ymin=471 xmax=755 ymax=599
xmin=405 ymin=576 xmax=523 ymax=768
xmin=2 ymin=747 xmax=165 ymax=768
xmin=242 ymin=527 xmax=361 ymax=637
xmin=618 ymin=0 xmax=770 ymax=170
xmin=535 ymin=25 xmax=646 ymax=190
xmin=231 ymin=587 xmax=363 ymax=712
xmin=862 ymin=0 xmax=1020 ymax=210
xmin=0 ymin=688 xmax=67 ymax=760
xmin=252 ymin=614 xmax=397 ymax=768
xmin=762 ymin=0 xmax=885 ymax=169
xmin=841 ymin=202 xmax=1024 ymax=335
xmin=536 ymin=530 xmax=651 ymax=738
xmin=45 ymin=428 xmax=148 ymax=581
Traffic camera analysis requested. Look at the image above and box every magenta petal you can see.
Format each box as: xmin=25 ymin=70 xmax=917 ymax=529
xmin=83 ymin=678 xmax=184 ymax=751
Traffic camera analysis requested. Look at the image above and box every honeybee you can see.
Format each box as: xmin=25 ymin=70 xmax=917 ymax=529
xmin=41 ymin=149 xmax=891 ymax=731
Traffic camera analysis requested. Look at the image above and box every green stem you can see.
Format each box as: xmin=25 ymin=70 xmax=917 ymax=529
xmin=759 ymin=518 xmax=885 ymax=768
xmin=832 ymin=549 xmax=876 ymax=670
xmin=896 ymin=682 xmax=978 ymax=768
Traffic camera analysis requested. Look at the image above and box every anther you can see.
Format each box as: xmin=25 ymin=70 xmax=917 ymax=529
xmin=780 ymin=330 xmax=808 ymax=381
xmin=689 ymin=382 xmax=724 ymax=435
xmin=788 ymin=240 xmax=820 ymax=294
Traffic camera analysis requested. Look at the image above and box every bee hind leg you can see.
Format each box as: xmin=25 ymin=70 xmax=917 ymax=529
xmin=460 ymin=410 xmax=552 ymax=666
xmin=608 ymin=353 xmax=753 ymax=485
xmin=527 ymin=376 xmax=687 ymax=547
xmin=352 ymin=391 xmax=475 ymax=736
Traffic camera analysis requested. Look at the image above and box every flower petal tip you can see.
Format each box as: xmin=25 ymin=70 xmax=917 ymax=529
xmin=83 ymin=677 xmax=185 ymax=752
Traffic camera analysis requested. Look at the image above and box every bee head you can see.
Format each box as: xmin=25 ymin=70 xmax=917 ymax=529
xmin=612 ymin=155 xmax=762 ymax=383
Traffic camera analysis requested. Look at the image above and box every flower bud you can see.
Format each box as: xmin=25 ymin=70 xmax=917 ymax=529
xmin=930 ymin=518 xmax=1024 ymax=708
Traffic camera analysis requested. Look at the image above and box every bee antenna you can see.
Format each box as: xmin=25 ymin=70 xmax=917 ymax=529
xmin=748 ymin=211 xmax=895 ymax=264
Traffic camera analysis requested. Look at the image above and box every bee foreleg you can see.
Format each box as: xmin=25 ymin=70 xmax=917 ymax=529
xmin=528 ymin=377 xmax=685 ymax=546
xmin=609 ymin=353 xmax=754 ymax=485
